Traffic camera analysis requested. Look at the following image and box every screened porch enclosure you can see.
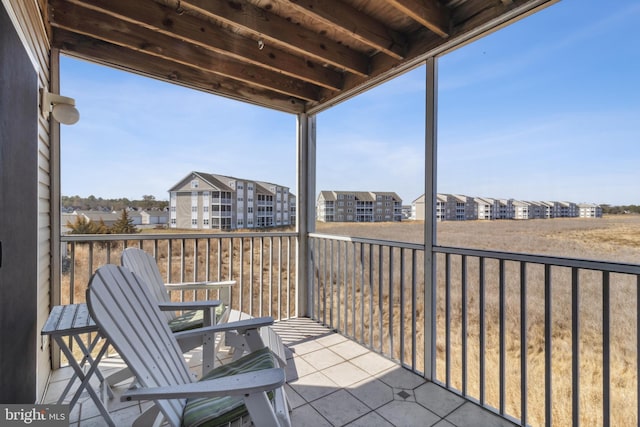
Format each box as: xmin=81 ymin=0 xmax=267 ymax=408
xmin=4 ymin=0 xmax=638 ymax=425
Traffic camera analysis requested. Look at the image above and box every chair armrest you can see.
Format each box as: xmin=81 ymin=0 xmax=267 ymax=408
xmin=164 ymin=280 xmax=236 ymax=291
xmin=157 ymin=300 xmax=222 ymax=311
xmin=121 ymin=368 xmax=285 ymax=401
xmin=173 ymin=317 xmax=274 ymax=341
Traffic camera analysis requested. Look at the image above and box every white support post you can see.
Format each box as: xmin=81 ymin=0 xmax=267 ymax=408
xmin=424 ymin=56 xmax=438 ymax=380
xmin=296 ymin=113 xmax=316 ymax=318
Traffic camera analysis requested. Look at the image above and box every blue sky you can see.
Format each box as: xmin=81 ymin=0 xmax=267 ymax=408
xmin=61 ymin=0 xmax=639 ymax=205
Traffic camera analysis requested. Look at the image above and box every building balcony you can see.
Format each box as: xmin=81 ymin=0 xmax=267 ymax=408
xmin=211 ymin=198 xmax=232 ymax=204
xmin=42 ymin=317 xmax=513 ymax=426
xmin=52 ymin=232 xmax=640 ymax=426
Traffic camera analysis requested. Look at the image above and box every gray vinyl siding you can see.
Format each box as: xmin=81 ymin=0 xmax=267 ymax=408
xmin=5 ymin=0 xmax=53 ymax=400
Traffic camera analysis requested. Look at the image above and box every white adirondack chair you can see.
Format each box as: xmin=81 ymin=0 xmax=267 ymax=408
xmin=87 ymin=264 xmax=291 ymax=427
xmin=120 ymin=248 xmax=288 ymax=370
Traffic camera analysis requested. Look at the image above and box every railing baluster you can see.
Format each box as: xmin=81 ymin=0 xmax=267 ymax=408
xmin=499 ymin=258 xmax=506 ymax=415
xmin=360 ymin=243 xmax=365 ymax=344
xmin=400 ymin=247 xmax=406 ymax=367
xmin=330 ymin=239 xmax=334 ymax=328
xmin=69 ymin=242 xmax=76 ymax=305
xmin=602 ymin=271 xmax=610 ymax=427
xmin=260 ymin=237 xmax=264 ymax=317
xmin=228 ymin=237 xmax=233 ymax=286
xmin=520 ymin=261 xmax=527 ymax=426
xmin=572 ymin=267 xmax=580 ymax=427
xmin=322 ymin=238 xmax=327 ymax=326
xmin=480 ymin=256 xmax=486 ymax=406
xmin=445 ymin=253 xmax=451 ymax=388
xmin=250 ymin=237 xmax=254 ymax=316
xmin=389 ymin=246 xmax=394 ymax=360
xmin=278 ymin=236 xmax=282 ymax=321
xmin=352 ymin=242 xmax=356 ymax=338
xmin=308 ymin=237 xmax=314 ymax=319
xmin=194 ymin=238 xmax=199 ymax=282
xmin=344 ymin=240 xmax=348 ymax=334
xmin=412 ymin=249 xmax=417 ymax=371
xmin=287 ymin=236 xmax=291 ymax=319
xmin=269 ymin=236 xmax=273 ymax=318
xmin=545 ymin=264 xmax=552 ymax=427
xmin=193 ymin=239 xmax=199 ymax=301
xmin=167 ymin=239 xmax=173 ymax=283
xmin=239 ymin=237 xmax=244 ymax=314
xmin=462 ymin=254 xmax=467 ymax=396
xmin=369 ymin=244 xmax=374 ymax=348
xmin=336 ymin=239 xmax=341 ymax=331
xmin=379 ymin=245 xmax=384 ymax=353
xmin=205 ymin=239 xmax=211 ymax=300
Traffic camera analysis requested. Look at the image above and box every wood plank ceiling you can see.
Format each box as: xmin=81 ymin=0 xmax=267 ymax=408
xmin=44 ymin=0 xmax=556 ymax=114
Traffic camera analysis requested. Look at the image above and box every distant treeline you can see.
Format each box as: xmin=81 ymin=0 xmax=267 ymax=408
xmin=62 ymin=194 xmax=168 ymax=211
xmin=601 ymin=205 xmax=640 ymax=214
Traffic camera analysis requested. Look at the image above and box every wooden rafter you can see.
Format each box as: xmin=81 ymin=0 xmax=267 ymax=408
xmin=58 ymin=0 xmax=344 ymax=90
xmin=285 ymin=0 xmax=407 ymax=60
xmin=49 ymin=0 xmax=320 ymax=102
xmin=182 ymin=0 xmax=370 ymax=77
xmin=44 ymin=0 xmax=558 ymax=113
xmin=53 ymin=28 xmax=307 ymax=113
xmin=385 ymin=0 xmax=450 ymax=37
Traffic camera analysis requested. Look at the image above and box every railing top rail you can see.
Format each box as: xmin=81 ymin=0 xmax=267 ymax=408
xmin=309 ymin=232 xmax=425 ymax=251
xmin=61 ymin=231 xmax=298 ymax=242
xmin=435 ymin=245 xmax=640 ymax=275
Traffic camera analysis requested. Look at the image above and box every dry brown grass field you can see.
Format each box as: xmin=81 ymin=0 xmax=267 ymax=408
xmin=62 ymin=215 xmax=640 ymax=426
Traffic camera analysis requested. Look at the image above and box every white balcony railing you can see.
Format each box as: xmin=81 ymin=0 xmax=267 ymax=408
xmin=308 ymin=233 xmax=640 ymax=427
xmin=60 ymin=232 xmax=297 ymax=322
xmin=58 ymin=231 xmax=640 ymax=426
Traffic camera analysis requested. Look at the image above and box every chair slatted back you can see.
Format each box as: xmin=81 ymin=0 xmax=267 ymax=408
xmin=121 ymin=248 xmax=175 ymax=322
xmin=87 ymin=265 xmax=193 ymax=427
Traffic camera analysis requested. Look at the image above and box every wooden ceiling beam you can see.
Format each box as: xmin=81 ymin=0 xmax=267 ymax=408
xmin=384 ymin=0 xmax=450 ymax=37
xmin=49 ymin=0 xmax=320 ymax=102
xmin=182 ymin=0 xmax=370 ymax=77
xmin=60 ymin=0 xmax=344 ymax=91
xmin=285 ymin=0 xmax=407 ymax=60
xmin=52 ymin=28 xmax=306 ymax=114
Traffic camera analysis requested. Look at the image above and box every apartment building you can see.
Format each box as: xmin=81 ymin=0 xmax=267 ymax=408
xmin=578 ymin=203 xmax=603 ymax=218
xmin=411 ymin=193 xmax=449 ymax=221
xmin=443 ymin=194 xmax=477 ymax=220
xmin=475 ymin=197 xmax=495 ymax=220
xmin=168 ymin=172 xmax=295 ymax=230
xmin=317 ymin=191 xmax=402 ymax=222
xmin=411 ymin=193 xmax=602 ymax=221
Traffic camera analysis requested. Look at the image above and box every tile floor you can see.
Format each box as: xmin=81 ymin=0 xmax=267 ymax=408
xmin=41 ymin=318 xmax=515 ymax=427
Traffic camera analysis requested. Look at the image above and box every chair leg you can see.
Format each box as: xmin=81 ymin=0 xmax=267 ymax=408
xmin=243 ymin=392 xmax=280 ymax=427
xmin=133 ymin=406 xmax=163 ymax=427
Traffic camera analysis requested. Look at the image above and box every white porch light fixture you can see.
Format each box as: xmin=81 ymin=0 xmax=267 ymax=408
xmin=40 ymin=89 xmax=80 ymax=125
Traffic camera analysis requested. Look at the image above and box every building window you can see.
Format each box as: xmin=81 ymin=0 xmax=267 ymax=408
xmin=191 ymin=180 xmax=199 ymax=188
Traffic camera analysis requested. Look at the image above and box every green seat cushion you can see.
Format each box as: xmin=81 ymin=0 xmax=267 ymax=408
xmin=168 ymin=303 xmax=227 ymax=333
xmin=181 ymin=346 xmax=277 ymax=427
